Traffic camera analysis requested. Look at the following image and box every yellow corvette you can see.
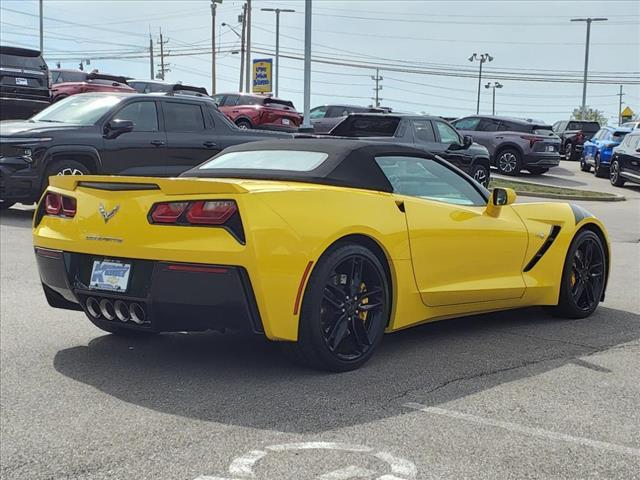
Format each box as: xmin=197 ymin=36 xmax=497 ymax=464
xmin=33 ymin=139 xmax=610 ymax=371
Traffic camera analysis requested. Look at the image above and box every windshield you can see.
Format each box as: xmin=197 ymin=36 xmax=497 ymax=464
xmin=32 ymin=95 xmax=123 ymax=124
xmin=198 ymin=150 xmax=328 ymax=171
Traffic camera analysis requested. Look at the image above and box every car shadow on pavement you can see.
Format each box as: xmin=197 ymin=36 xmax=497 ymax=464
xmin=0 ymin=207 xmax=34 ymax=228
xmin=53 ymin=306 xmax=640 ymax=434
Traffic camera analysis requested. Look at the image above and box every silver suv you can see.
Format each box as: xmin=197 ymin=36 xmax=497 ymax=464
xmin=452 ymin=116 xmax=561 ymax=175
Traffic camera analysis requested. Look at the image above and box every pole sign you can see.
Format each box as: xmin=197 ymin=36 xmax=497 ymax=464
xmin=621 ymin=106 xmax=634 ymax=123
xmin=252 ymin=58 xmax=273 ymax=94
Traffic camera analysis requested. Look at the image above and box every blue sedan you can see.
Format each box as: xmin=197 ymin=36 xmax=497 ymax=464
xmin=581 ymin=126 xmax=632 ymax=177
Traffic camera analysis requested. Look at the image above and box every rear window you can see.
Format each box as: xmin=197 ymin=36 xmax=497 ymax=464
xmin=532 ymin=126 xmax=556 ymax=136
xmin=568 ymin=121 xmax=599 ymax=133
xmin=612 ymin=131 xmax=629 ymax=141
xmin=52 ymin=71 xmax=86 ymax=83
xmin=331 ymin=117 xmax=401 ymax=137
xmin=0 ymin=53 xmax=45 ymax=70
xmin=199 ymin=150 xmax=328 ymax=171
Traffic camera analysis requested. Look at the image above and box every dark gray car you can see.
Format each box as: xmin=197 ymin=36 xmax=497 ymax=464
xmin=451 ymin=116 xmax=560 ymax=175
xmin=310 ymin=104 xmax=388 ymax=134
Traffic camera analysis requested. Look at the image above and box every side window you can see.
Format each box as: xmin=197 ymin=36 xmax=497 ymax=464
xmin=309 ymin=106 xmax=327 ymax=119
xmin=326 ymin=106 xmax=349 ymax=117
xmin=374 ymin=156 xmax=486 ymax=206
xmin=163 ymin=102 xmax=206 ymax=132
xmin=112 ymin=101 xmax=158 ymax=131
xmin=221 ymin=95 xmax=239 ymax=107
xmin=411 ymin=120 xmax=436 ymax=143
xmin=434 ymin=121 xmax=460 ymax=144
xmin=239 ymin=95 xmax=263 ymax=105
xmin=452 ymin=117 xmax=480 ymax=131
xmin=478 ymin=118 xmax=501 ymax=132
xmin=600 ymin=130 xmax=612 ymax=142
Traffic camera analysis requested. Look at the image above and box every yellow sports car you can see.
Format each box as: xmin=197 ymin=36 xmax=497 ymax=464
xmin=33 ymin=139 xmax=610 ymax=371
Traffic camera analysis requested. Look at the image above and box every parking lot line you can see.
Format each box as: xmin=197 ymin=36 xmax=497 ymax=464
xmin=404 ymin=403 xmax=640 ymax=457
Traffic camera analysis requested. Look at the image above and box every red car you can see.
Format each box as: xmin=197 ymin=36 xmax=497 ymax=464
xmin=211 ymin=92 xmax=302 ymax=132
xmin=51 ymin=70 xmax=134 ymax=102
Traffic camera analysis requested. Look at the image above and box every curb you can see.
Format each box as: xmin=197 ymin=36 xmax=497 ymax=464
xmin=514 ymin=190 xmax=626 ymax=202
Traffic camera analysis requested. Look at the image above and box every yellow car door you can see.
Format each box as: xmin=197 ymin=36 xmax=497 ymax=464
xmin=374 ymin=154 xmax=528 ymax=307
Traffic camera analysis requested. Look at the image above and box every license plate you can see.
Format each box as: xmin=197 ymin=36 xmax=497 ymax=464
xmin=15 ymin=77 xmax=28 ymax=86
xmin=282 ymin=118 xmax=291 ymax=125
xmin=90 ymin=260 xmax=131 ymax=292
xmin=546 ymin=145 xmax=556 ymax=152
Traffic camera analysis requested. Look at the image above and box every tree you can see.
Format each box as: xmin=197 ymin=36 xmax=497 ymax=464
xmin=571 ymin=106 xmax=607 ymax=125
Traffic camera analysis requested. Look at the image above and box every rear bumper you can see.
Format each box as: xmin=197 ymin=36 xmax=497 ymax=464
xmin=522 ymin=153 xmax=560 ymax=168
xmin=35 ymin=248 xmax=264 ymax=334
xmin=0 ymin=96 xmax=50 ymax=120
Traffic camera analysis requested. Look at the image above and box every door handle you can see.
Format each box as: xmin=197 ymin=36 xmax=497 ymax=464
xmin=150 ymin=139 xmax=166 ymax=146
xmin=495 ymin=136 xmax=504 ymax=139
xmin=203 ymin=141 xmax=217 ymax=148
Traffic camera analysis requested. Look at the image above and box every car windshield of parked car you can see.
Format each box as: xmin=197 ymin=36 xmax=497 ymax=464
xmin=198 ymin=150 xmax=328 ymax=171
xmin=375 ymin=155 xmax=486 ymax=206
xmin=31 ymin=95 xmax=123 ymax=124
xmin=310 ymin=106 xmax=328 ymax=119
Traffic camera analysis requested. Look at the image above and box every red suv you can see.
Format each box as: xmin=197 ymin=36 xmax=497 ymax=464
xmin=211 ymin=93 xmax=302 ymax=132
xmin=51 ymin=70 xmax=134 ymax=102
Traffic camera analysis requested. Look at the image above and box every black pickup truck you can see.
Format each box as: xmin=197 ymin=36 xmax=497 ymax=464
xmin=552 ymin=120 xmax=600 ymax=160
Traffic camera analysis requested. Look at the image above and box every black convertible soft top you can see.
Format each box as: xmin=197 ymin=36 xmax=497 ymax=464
xmin=181 ymin=138 xmax=436 ymax=193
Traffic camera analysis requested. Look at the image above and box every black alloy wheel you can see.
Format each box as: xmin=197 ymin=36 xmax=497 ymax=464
xmin=552 ymin=230 xmax=606 ymax=319
xmin=286 ymin=243 xmax=390 ymax=371
xmin=471 ymin=164 xmax=490 ymax=187
xmin=496 ymin=149 xmax=521 ymax=175
xmin=609 ymin=159 xmax=625 ymax=187
xmin=564 ymin=142 xmax=574 ymax=160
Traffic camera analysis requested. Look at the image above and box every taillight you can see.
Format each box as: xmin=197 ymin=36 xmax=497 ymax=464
xmin=520 ymin=135 xmax=545 ymax=148
xmin=185 ymin=200 xmax=237 ymax=225
xmin=44 ymin=192 xmax=76 ymax=217
xmin=150 ymin=202 xmax=188 ymax=223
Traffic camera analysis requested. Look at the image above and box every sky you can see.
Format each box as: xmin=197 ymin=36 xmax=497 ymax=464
xmin=1 ymin=0 xmax=639 ymax=125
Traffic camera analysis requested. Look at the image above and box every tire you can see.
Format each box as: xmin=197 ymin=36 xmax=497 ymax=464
xmin=0 ymin=200 xmax=16 ymax=210
xmin=527 ymin=167 xmax=549 ymax=175
xmin=88 ymin=317 xmax=158 ymax=337
xmin=283 ymin=243 xmax=391 ymax=372
xmin=44 ymin=159 xmax=91 ymax=189
xmin=609 ymin=159 xmax=625 ymax=187
xmin=564 ymin=142 xmax=574 ymax=160
xmin=551 ymin=230 xmax=606 ymax=319
xmin=235 ymin=119 xmax=252 ymax=130
xmin=579 ymin=154 xmax=591 ymax=172
xmin=496 ymin=148 xmax=522 ymax=175
xmin=593 ymin=153 xmax=607 ymax=178
xmin=471 ymin=163 xmax=490 ymax=187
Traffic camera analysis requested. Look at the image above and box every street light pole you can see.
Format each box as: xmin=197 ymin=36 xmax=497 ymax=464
xmin=39 ymin=0 xmax=43 ymax=54
xmin=571 ymin=17 xmax=608 ymax=111
xmin=468 ymin=53 xmax=493 ymax=114
xmin=261 ymin=8 xmax=295 ymax=97
xmin=485 ymin=81 xmax=503 ymax=115
xmin=302 ymin=0 xmax=312 ymax=129
xmin=222 ymin=22 xmax=244 ymax=91
xmin=211 ymin=0 xmax=222 ymax=95
xmin=245 ymin=0 xmax=251 ymax=93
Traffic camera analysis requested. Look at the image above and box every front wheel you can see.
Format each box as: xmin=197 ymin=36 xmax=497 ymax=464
xmin=284 ymin=243 xmax=391 ymax=372
xmin=471 ymin=163 xmax=490 ymax=187
xmin=564 ymin=142 xmax=574 ymax=160
xmin=551 ymin=230 xmax=606 ymax=319
xmin=496 ymin=149 xmax=521 ymax=175
xmin=527 ymin=167 xmax=549 ymax=175
xmin=235 ymin=119 xmax=252 ymax=130
xmin=609 ymin=159 xmax=625 ymax=187
xmin=44 ymin=159 xmax=90 ymax=190
xmin=593 ymin=153 xmax=607 ymax=178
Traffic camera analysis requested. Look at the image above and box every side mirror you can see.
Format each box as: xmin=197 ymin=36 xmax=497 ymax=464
xmin=463 ymin=135 xmax=473 ymax=148
xmin=485 ymin=187 xmax=516 ymax=217
xmin=104 ymin=119 xmax=134 ymax=139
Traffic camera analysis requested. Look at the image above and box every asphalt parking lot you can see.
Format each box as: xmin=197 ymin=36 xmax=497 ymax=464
xmin=1 ymin=164 xmax=639 ymax=479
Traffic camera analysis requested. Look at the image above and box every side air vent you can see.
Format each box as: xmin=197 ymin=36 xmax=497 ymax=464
xmin=78 ymin=182 xmax=160 ymax=191
xmin=523 ymin=225 xmax=561 ymax=272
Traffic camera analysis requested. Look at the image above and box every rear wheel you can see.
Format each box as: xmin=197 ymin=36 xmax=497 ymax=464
xmin=496 ymin=149 xmax=521 ymax=175
xmin=471 ymin=163 xmax=490 ymax=187
xmin=551 ymin=230 xmax=606 ymax=319
xmin=235 ymin=119 xmax=252 ymax=130
xmin=593 ymin=153 xmax=607 ymax=178
xmin=564 ymin=142 xmax=574 ymax=160
xmin=284 ymin=243 xmax=390 ymax=372
xmin=609 ymin=159 xmax=625 ymax=187
xmin=527 ymin=167 xmax=549 ymax=175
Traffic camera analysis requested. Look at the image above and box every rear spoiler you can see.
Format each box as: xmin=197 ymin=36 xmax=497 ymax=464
xmin=48 ymin=175 xmax=249 ymax=195
xmin=172 ymin=84 xmax=209 ymax=95
xmin=86 ymin=72 xmax=129 ymax=84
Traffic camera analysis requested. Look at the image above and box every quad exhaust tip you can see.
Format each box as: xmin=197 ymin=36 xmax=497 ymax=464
xmin=85 ymin=297 xmax=147 ymax=325
xmin=86 ymin=297 xmax=101 ymax=318
xmin=114 ymin=300 xmax=129 ymax=323
xmin=99 ymin=299 xmax=116 ymax=321
xmin=129 ymin=303 xmax=146 ymax=325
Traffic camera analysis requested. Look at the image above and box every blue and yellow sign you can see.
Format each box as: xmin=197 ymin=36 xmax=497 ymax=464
xmin=252 ymin=58 xmax=273 ymax=94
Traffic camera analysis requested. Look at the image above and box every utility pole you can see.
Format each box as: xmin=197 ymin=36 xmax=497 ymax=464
xmin=239 ymin=5 xmax=247 ymax=92
xmin=371 ymin=68 xmax=383 ymax=107
xmin=617 ymin=85 xmax=625 ymax=126
xmin=571 ymin=17 xmax=608 ymax=111
xmin=261 ymin=8 xmax=295 ymax=97
xmin=149 ymin=33 xmax=154 ymax=79
xmin=468 ymin=53 xmax=493 ymax=114
xmin=39 ymin=0 xmax=43 ymax=54
xmin=156 ymin=29 xmax=170 ymax=80
xmin=211 ymin=0 xmax=222 ymax=95
xmin=485 ymin=81 xmax=503 ymax=115
xmin=302 ymin=0 xmax=312 ymax=129
xmin=245 ymin=0 xmax=252 ymax=93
